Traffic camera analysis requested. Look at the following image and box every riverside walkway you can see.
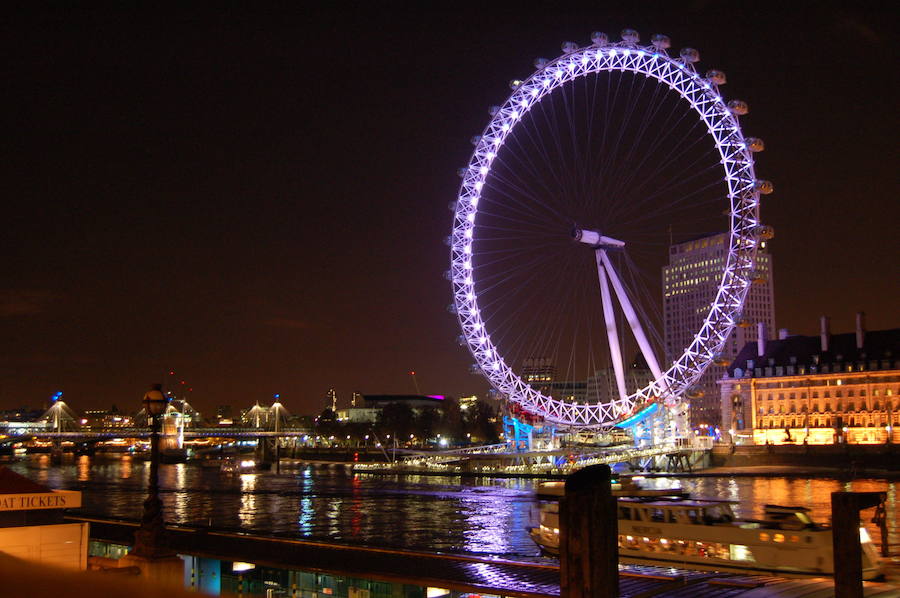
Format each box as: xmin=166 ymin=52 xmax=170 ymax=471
xmin=72 ymin=515 xmax=900 ymax=597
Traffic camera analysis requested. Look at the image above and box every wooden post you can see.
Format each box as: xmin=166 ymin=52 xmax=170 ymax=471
xmin=561 ymin=464 xmax=618 ymax=598
xmin=831 ymin=491 xmax=885 ymax=598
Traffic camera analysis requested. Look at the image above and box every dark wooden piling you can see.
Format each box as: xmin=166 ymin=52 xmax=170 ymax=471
xmin=831 ymin=491 xmax=885 ymax=598
xmin=561 ymin=464 xmax=618 ymax=598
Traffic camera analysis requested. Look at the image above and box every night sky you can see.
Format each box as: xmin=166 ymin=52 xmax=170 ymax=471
xmin=3 ymin=3 xmax=897 ymax=416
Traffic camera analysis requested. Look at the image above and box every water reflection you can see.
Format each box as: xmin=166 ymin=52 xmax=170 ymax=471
xmin=350 ymin=475 xmax=363 ymax=537
xmin=238 ymin=473 xmax=257 ymax=527
xmin=76 ymin=456 xmax=90 ymax=482
xmin=6 ymin=456 xmax=900 ymax=559
xmin=298 ymin=468 xmax=314 ymax=536
xmin=120 ymin=456 xmax=133 ymax=479
xmin=173 ymin=464 xmax=188 ymax=522
xmin=460 ymin=486 xmax=516 ymax=555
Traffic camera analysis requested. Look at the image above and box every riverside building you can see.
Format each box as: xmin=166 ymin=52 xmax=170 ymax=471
xmin=0 ymin=467 xmax=86 ymax=570
xmin=720 ymin=314 xmax=900 ymax=444
xmin=663 ymin=233 xmax=775 ymax=428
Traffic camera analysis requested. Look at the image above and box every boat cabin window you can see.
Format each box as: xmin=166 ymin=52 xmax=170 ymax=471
xmin=670 ymin=505 xmax=735 ymax=525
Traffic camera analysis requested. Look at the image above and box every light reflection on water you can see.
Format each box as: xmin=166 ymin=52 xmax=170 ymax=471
xmin=239 ymin=473 xmax=257 ymax=528
xmin=6 ymin=456 xmax=899 ymax=559
xmin=77 ymin=456 xmax=90 ymax=482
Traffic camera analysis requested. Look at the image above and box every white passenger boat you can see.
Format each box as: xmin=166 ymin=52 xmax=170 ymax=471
xmin=528 ymin=493 xmax=884 ymax=579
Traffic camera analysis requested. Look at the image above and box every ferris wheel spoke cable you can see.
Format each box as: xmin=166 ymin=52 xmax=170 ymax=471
xmin=474 ymin=251 xmax=572 ymax=300
xmin=621 ymin=123 xmax=719 ymax=211
xmin=563 ymin=75 xmax=609 ymax=222
xmin=491 ymin=123 xmax=571 ymax=206
xmin=485 ymin=168 xmax=571 ymax=224
xmin=602 ymin=74 xmax=651 ymax=190
xmin=606 ymin=122 xmax=714 ymax=223
xmin=486 ymin=250 xmax=584 ymax=370
xmin=516 ymin=254 xmax=587 ymax=369
xmin=616 ymin=174 xmax=727 ymax=230
xmin=474 ymin=238 xmax=568 ymax=261
xmin=475 ymin=243 xmax=578 ymax=313
xmin=474 ymin=204 xmax=563 ymax=236
xmin=594 ymin=66 xmax=626 ymax=189
xmin=522 ymin=105 xmax=577 ymax=207
xmin=584 ymin=75 xmax=676 ymax=224
xmin=617 ymin=80 xmax=675 ymax=171
xmin=539 ymin=256 xmax=605 ymax=395
xmin=594 ymin=74 xmax=642 ymax=205
xmin=604 ymin=103 xmax=704 ymax=212
xmin=615 ymin=156 xmax=725 ymax=225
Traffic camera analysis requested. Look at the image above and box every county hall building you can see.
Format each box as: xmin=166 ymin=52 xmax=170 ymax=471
xmin=719 ymin=315 xmax=900 ymax=445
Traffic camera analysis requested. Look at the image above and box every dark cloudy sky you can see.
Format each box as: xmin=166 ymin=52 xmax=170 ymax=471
xmin=2 ymin=3 xmax=897 ymax=415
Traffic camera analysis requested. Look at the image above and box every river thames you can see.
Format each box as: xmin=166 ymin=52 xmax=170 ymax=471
xmin=7 ymin=455 xmax=899 ymax=561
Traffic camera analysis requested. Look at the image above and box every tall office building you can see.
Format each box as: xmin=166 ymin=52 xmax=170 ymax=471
xmin=663 ymin=233 xmax=775 ymax=428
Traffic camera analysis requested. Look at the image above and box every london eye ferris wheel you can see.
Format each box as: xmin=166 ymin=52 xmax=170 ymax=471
xmin=448 ymin=29 xmax=773 ymax=429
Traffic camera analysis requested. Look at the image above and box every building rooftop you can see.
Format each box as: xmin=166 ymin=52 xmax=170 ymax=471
xmin=727 ymin=328 xmax=899 ymax=378
xmin=362 ymin=394 xmax=445 ymax=403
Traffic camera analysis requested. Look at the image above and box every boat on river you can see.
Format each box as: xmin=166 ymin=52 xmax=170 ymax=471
xmin=534 ymin=476 xmax=686 ymax=499
xmin=528 ymin=487 xmax=884 ymax=579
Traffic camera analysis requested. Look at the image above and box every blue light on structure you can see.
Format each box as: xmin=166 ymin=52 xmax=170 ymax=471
xmin=616 ymin=403 xmax=658 ymax=429
xmin=51 ymin=391 xmax=63 ymax=402
xmin=274 ymin=394 xmax=281 ymax=399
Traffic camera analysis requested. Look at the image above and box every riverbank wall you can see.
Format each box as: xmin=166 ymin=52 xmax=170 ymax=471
xmin=710 ymin=444 xmax=900 ymax=473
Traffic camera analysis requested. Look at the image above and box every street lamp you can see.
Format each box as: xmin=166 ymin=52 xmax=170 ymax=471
xmin=131 ymin=383 xmax=174 ymax=558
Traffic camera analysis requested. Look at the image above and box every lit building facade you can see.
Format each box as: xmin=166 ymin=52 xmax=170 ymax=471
xmin=720 ymin=318 xmax=900 ymax=444
xmin=663 ymin=233 xmax=775 ymax=428
xmin=521 ymin=358 xmax=556 ymax=386
xmin=82 ymin=409 xmax=133 ymax=428
xmin=335 ymin=407 xmax=380 ymax=424
xmin=520 ymin=357 xmax=587 ymax=403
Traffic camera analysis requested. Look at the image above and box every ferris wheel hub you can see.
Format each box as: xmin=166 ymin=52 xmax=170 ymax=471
xmin=572 ymin=227 xmax=626 ymax=249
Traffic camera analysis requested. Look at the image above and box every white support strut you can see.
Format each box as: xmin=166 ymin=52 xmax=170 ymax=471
xmin=599 ymin=250 xmax=666 ymax=384
xmin=595 ymin=249 xmax=628 ymax=401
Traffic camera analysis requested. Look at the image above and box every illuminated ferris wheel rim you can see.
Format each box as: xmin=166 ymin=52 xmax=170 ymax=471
xmin=449 ymin=31 xmax=771 ymax=428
